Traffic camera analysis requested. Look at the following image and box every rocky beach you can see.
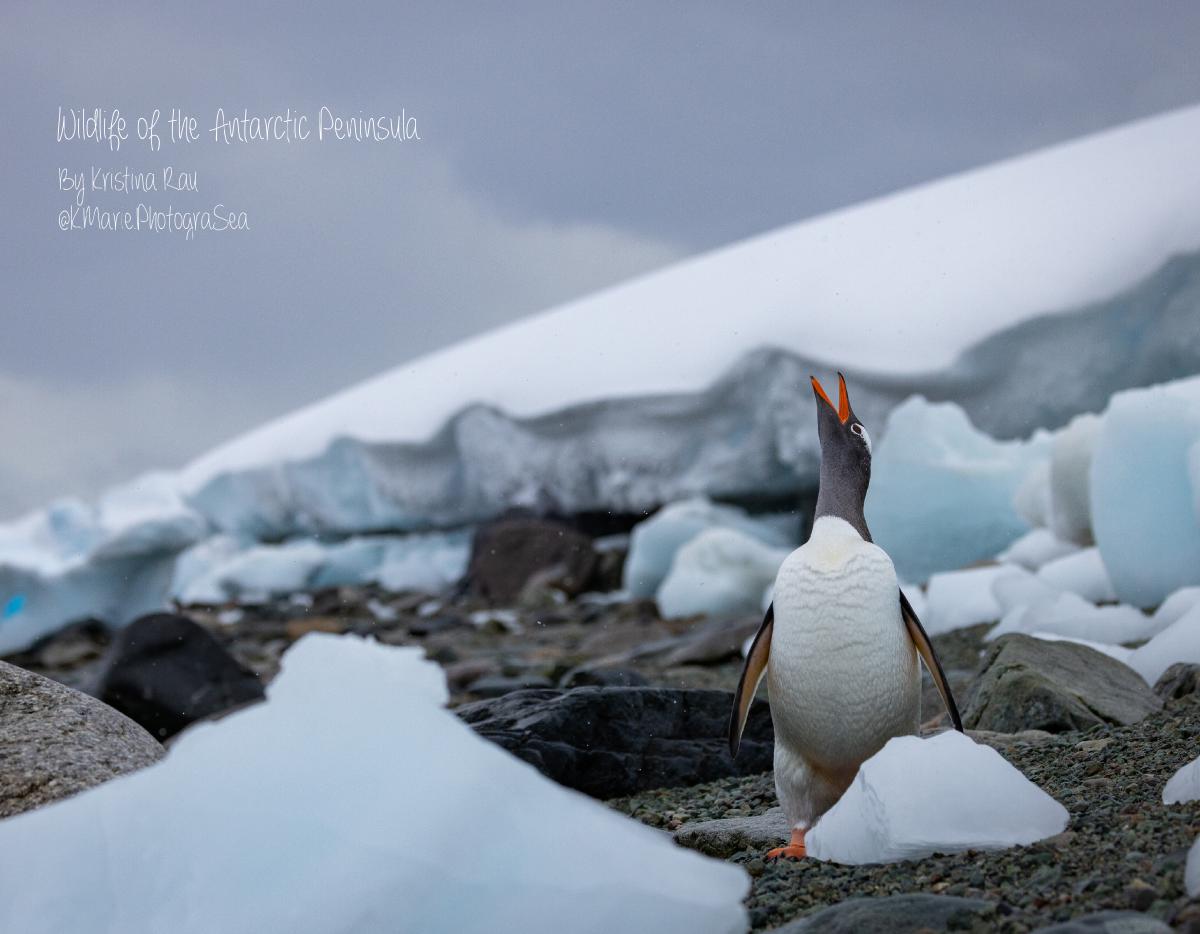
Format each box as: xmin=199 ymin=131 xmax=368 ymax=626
xmin=3 ymin=513 xmax=1198 ymax=931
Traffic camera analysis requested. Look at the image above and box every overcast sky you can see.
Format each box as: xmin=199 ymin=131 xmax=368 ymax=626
xmin=2 ymin=2 xmax=1200 ymax=519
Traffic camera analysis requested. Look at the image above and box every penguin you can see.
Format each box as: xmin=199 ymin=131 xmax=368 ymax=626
xmin=728 ymin=372 xmax=962 ymax=860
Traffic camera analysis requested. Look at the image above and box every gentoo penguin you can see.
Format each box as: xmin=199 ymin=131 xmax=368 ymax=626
xmin=728 ymin=373 xmax=962 ymax=860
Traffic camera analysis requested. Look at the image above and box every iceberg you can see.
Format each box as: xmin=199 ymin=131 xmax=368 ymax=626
xmin=805 ymin=730 xmax=1068 ymax=865
xmin=866 ymin=397 xmax=1048 ymax=582
xmin=622 ymin=498 xmax=792 ymax=598
xmin=0 ymin=634 xmax=750 ymax=933
xmin=1091 ymin=376 xmax=1200 ymax=607
xmin=656 ymin=527 xmax=790 ymax=620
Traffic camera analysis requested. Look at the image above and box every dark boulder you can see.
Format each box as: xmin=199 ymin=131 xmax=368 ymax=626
xmin=464 ymin=673 xmax=554 ymax=697
xmin=466 ymin=517 xmax=597 ymax=604
xmin=95 ymin=613 xmax=265 ymax=740
xmin=559 ymin=667 xmax=649 ymax=688
xmin=656 ymin=615 xmax=762 ymax=667
xmin=964 ymin=634 xmax=1161 ymax=733
xmin=0 ymin=660 xmax=162 ymax=819
xmin=771 ymin=894 xmax=996 ymax=933
xmin=457 ymin=686 xmax=773 ymax=798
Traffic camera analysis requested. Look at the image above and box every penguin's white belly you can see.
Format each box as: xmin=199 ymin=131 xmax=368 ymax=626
xmin=767 ymin=518 xmax=920 ymax=775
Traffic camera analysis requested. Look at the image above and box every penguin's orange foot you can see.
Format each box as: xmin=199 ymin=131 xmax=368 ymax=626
xmin=765 ymin=829 xmax=807 ymax=861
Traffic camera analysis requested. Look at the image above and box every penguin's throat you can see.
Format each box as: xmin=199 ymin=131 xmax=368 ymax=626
xmin=814 ymin=468 xmax=871 ymax=543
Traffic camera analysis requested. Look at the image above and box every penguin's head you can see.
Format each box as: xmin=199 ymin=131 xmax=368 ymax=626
xmin=811 ymin=372 xmax=872 ymax=487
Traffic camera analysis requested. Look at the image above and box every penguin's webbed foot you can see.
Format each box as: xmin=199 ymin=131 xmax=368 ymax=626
xmin=765 ymin=829 xmax=807 ymax=861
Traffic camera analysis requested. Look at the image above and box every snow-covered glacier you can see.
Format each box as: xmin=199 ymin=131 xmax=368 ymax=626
xmin=3 ymin=106 xmax=1200 ymax=648
xmin=173 ymin=106 xmax=1200 ymax=539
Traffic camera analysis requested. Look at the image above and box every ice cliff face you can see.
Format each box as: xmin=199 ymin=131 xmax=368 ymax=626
xmin=185 ymin=250 xmax=1200 ymax=540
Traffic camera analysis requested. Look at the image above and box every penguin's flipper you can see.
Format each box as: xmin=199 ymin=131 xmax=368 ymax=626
xmin=900 ymin=589 xmax=964 ymax=732
xmin=728 ymin=603 xmax=773 ymax=757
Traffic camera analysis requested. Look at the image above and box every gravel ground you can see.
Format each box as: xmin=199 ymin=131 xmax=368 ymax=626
xmin=610 ymin=693 xmax=1200 ymax=932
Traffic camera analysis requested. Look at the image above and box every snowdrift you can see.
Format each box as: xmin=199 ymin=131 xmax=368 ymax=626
xmin=0 ymin=634 xmax=750 ymax=934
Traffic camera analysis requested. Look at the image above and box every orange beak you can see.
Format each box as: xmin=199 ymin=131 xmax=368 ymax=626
xmin=811 ymin=373 xmax=851 ymax=424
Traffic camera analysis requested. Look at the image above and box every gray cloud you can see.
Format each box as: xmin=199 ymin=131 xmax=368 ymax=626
xmin=2 ymin=2 xmax=1200 ymax=517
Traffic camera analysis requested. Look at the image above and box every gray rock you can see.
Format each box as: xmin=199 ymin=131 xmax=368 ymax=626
xmin=657 ymin=615 xmax=762 ymax=667
xmin=674 ymin=807 xmax=789 ymax=858
xmin=465 ymin=673 xmax=554 ymax=697
xmin=964 ymin=634 xmax=1161 ymax=733
xmin=966 ymin=728 xmax=1056 ymax=749
xmin=771 ymin=894 xmax=995 ymax=933
xmin=1030 ymin=911 xmax=1171 ymax=933
xmin=0 ymin=660 xmax=163 ymax=820
xmin=1154 ymin=662 xmax=1200 ymax=701
xmin=558 ymin=667 xmax=649 ymax=688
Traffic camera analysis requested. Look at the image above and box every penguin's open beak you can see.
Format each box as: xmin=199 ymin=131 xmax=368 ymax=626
xmin=811 ymin=373 xmax=851 ymax=424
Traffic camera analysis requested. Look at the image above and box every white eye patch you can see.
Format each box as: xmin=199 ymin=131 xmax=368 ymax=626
xmin=851 ymin=422 xmax=872 ymax=455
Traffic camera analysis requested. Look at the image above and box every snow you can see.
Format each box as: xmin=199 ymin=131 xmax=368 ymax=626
xmin=1025 ymin=632 xmax=1135 ymax=665
xmin=1013 ymin=461 xmax=1052 ymax=531
xmin=1048 ymin=414 xmax=1100 ymax=545
xmin=997 ymin=529 xmax=1080 ymax=571
xmin=172 ymin=532 xmax=471 ymax=604
xmin=1164 ymin=754 xmax=1200 ymax=805
xmin=623 ymin=498 xmax=791 ymax=598
xmin=989 ymin=591 xmax=1154 ymax=645
xmin=1189 ymin=838 xmax=1200 ymax=898
xmin=1166 ymin=759 xmax=1200 ymax=897
xmin=198 ymin=539 xmax=328 ymax=602
xmin=1128 ymin=604 xmax=1200 ymax=686
xmin=900 ymin=582 xmax=927 ymax=621
xmin=805 ymin=731 xmax=1068 ymax=865
xmin=865 ymin=398 xmax=1048 ymax=582
xmin=991 ymin=566 xmax=1060 ymax=615
xmin=656 ymin=527 xmax=789 ymax=620
xmin=1035 ymin=548 xmax=1116 ymax=604
xmin=1152 ymin=587 xmax=1200 ymax=632
xmin=923 ymin=565 xmax=1016 ymax=635
xmin=0 ymin=634 xmax=750 ymax=933
xmin=374 ymin=533 xmax=472 ymax=593
xmin=1091 ymin=376 xmax=1200 ymax=607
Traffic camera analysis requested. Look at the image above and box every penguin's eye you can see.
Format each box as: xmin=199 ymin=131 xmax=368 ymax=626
xmin=851 ymin=422 xmax=872 ymax=454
